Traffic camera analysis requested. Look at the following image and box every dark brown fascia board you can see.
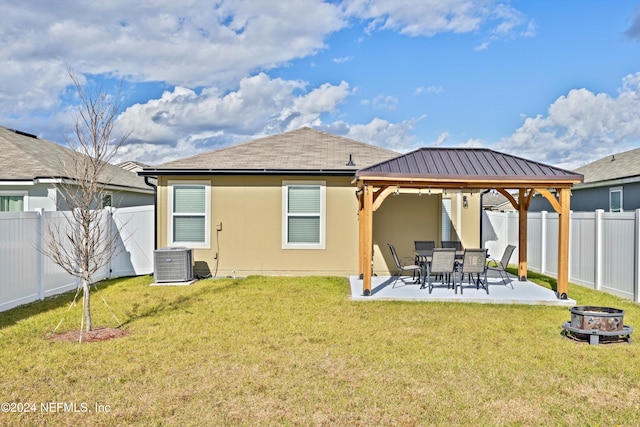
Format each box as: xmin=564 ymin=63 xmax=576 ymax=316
xmin=138 ymin=168 xmax=358 ymax=177
xmin=352 ymin=176 xmax=583 ymax=190
xmin=354 ymin=169 xmax=584 ymax=179
xmin=354 ymin=172 xmax=583 ymax=183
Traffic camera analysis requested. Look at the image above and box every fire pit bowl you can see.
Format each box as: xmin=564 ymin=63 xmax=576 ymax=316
xmin=570 ymin=306 xmax=624 ymax=331
xmin=563 ymin=306 xmax=632 ymax=345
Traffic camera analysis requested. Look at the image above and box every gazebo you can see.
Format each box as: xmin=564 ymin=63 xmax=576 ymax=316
xmin=354 ymin=148 xmax=583 ymax=298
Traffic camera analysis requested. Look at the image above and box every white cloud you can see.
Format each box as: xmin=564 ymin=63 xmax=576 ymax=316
xmin=343 ymin=115 xmax=426 ymax=152
xmin=113 ymin=73 xmax=352 ymax=164
xmin=342 ymin=0 xmax=532 ymax=38
xmin=460 ymin=138 xmax=486 ymax=148
xmin=432 ymin=132 xmax=449 ymax=146
xmin=496 ymin=72 xmax=640 ymax=169
xmin=415 ymin=86 xmax=444 ymax=95
xmin=0 ymin=0 xmax=345 ymax=116
xmin=0 ymin=0 xmax=535 ymax=128
xmin=471 ymin=3 xmax=535 ymax=51
xmin=625 ymin=6 xmax=640 ymax=41
xmin=490 ymin=3 xmax=533 ymax=37
xmin=370 ymin=94 xmax=399 ymax=111
xmin=332 ymin=56 xmax=353 ymax=63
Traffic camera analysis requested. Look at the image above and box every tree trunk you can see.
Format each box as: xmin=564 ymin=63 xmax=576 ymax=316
xmin=82 ymin=277 xmax=92 ymax=332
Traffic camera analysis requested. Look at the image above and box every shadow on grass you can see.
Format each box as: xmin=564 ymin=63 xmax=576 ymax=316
xmin=119 ymin=278 xmax=242 ymax=326
xmin=0 ymin=276 xmax=139 ymax=330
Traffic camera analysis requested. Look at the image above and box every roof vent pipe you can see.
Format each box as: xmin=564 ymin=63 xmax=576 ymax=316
xmin=346 ymin=154 xmax=355 ymax=166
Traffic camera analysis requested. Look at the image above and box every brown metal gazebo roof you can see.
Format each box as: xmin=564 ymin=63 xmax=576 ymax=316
xmin=355 ymin=148 xmax=583 ymax=188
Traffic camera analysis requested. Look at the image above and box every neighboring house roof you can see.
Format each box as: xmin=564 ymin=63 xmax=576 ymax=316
xmin=356 ymin=148 xmax=583 ymax=187
xmin=573 ymin=147 xmax=640 ymax=188
xmin=482 ymin=191 xmax=515 ymax=211
xmin=0 ymin=126 xmax=151 ymax=192
xmin=118 ymin=160 xmax=150 ymax=173
xmin=140 ymin=127 xmax=399 ymax=176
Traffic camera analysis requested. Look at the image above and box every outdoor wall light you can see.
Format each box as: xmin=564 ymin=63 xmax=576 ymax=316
xmin=463 ymin=195 xmax=468 ymax=208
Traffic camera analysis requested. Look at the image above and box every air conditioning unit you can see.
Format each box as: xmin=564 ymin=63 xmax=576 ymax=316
xmin=154 ymin=247 xmax=193 ymax=283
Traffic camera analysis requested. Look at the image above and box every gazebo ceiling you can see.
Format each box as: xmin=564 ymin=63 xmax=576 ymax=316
xmin=354 ymin=148 xmax=583 ymax=189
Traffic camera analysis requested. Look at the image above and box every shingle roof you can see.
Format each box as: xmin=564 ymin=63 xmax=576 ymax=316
xmin=143 ymin=127 xmax=399 ymax=174
xmin=0 ymin=126 xmax=151 ymax=192
xmin=356 ymin=148 xmax=583 ymax=186
xmin=117 ymin=160 xmax=150 ymax=173
xmin=574 ymin=147 xmax=640 ymax=184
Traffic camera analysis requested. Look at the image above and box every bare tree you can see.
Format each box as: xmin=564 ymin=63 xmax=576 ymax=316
xmin=44 ymin=70 xmax=129 ymax=334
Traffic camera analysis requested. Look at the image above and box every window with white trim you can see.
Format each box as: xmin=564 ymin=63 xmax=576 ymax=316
xmin=441 ymin=198 xmax=452 ymax=240
xmin=610 ymin=187 xmax=623 ymax=212
xmin=282 ymin=181 xmax=325 ymax=249
xmin=0 ymin=191 xmax=27 ymax=212
xmin=168 ymin=181 xmax=210 ymax=248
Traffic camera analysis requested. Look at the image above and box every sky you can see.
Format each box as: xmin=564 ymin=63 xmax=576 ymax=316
xmin=1 ymin=0 xmax=640 ymax=170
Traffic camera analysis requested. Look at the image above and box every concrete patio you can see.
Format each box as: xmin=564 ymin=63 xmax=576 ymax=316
xmin=349 ymin=271 xmax=576 ymax=306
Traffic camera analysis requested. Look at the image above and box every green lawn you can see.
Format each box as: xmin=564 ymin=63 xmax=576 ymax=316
xmin=1 ymin=273 xmax=639 ymax=426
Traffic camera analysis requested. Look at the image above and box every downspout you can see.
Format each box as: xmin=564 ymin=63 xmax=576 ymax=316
xmin=479 ymin=189 xmax=491 ymax=248
xmin=144 ymin=176 xmax=158 ymax=250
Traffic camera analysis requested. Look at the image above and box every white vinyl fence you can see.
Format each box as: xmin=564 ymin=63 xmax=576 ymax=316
xmin=483 ymin=209 xmax=640 ymax=302
xmin=0 ymin=205 xmax=154 ymax=312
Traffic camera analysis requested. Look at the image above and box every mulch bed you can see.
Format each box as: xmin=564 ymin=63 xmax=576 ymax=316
xmin=48 ymin=327 xmax=130 ymax=343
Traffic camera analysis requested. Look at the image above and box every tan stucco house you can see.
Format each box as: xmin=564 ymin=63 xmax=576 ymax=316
xmin=139 ymin=127 xmax=482 ymax=278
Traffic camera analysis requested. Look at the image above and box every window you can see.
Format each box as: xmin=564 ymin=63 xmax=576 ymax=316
xmin=0 ymin=192 xmax=27 ymax=212
xmin=168 ymin=181 xmax=210 ymax=248
xmin=283 ymin=181 xmax=325 ymax=249
xmin=441 ymin=198 xmax=452 ymax=240
xmin=610 ymin=187 xmax=623 ymax=212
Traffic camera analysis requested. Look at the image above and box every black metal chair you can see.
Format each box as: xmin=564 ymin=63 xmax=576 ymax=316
xmin=487 ymin=245 xmax=516 ymax=288
xmin=387 ymin=243 xmax=422 ymax=288
xmin=414 ymin=240 xmax=435 ymax=251
xmin=414 ymin=240 xmax=435 ymax=269
xmin=441 ymin=240 xmax=463 ymax=250
xmin=422 ymin=248 xmax=457 ymax=293
xmin=455 ymin=249 xmax=489 ymax=294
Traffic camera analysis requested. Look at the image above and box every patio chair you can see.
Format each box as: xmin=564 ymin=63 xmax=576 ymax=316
xmin=387 ymin=243 xmax=422 ymax=288
xmin=455 ymin=248 xmax=489 ymax=294
xmin=421 ymin=248 xmax=457 ymax=293
xmin=441 ymin=240 xmax=463 ymax=250
xmin=414 ymin=240 xmax=435 ymax=266
xmin=487 ymin=245 xmax=516 ymax=288
xmin=441 ymin=240 xmax=464 ymax=280
xmin=414 ymin=240 xmax=435 ymax=251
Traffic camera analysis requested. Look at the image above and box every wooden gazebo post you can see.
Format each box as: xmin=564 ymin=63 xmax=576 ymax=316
xmin=517 ymin=189 xmax=535 ymax=281
xmin=359 ymin=184 xmax=374 ymax=296
xmin=556 ymin=188 xmax=571 ymax=298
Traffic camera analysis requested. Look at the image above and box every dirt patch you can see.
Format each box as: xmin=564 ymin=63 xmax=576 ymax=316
xmin=48 ymin=327 xmax=130 ymax=343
